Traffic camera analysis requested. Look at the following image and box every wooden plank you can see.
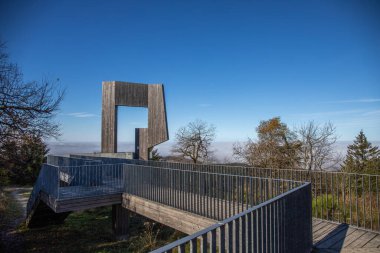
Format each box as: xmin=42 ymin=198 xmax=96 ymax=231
xmin=339 ymin=249 xmax=380 ymax=253
xmin=57 ymin=194 xmax=121 ymax=205
xmin=57 ymin=200 xmax=121 ymax=212
xmin=331 ymin=229 xmax=367 ymax=249
xmin=313 ymin=218 xmax=324 ymax=227
xmin=57 ymin=196 xmax=121 ymax=209
xmin=56 ymin=194 xmax=122 ymax=212
xmin=362 ymin=234 xmax=380 ymax=248
xmin=313 ymin=223 xmax=340 ymax=243
xmin=123 ymin=193 xmax=216 ymax=228
xmin=122 ymin=193 xmax=216 ymax=235
xmin=347 ymin=231 xmax=378 ymax=248
xmin=313 ymin=222 xmax=337 ymax=240
xmin=315 ymin=225 xmax=353 ymax=249
xmin=313 ymin=220 xmax=333 ymax=235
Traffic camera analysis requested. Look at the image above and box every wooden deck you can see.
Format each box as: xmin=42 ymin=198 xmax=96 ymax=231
xmin=41 ymin=187 xmax=380 ymax=252
xmin=121 ymin=193 xmax=380 ymax=252
xmin=313 ymin=218 xmax=380 ymax=252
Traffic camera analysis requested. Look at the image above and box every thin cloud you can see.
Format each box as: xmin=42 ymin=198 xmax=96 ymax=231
xmin=323 ymin=98 xmax=380 ymax=104
xmin=362 ymin=110 xmax=380 ymax=116
xmin=66 ymin=112 xmax=99 ymax=118
xmin=292 ymin=109 xmax=364 ymax=118
xmin=198 ymin=103 xmax=212 ymax=108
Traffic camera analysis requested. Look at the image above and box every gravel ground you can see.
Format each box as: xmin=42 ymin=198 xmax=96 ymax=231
xmin=1 ymin=187 xmax=32 ymax=253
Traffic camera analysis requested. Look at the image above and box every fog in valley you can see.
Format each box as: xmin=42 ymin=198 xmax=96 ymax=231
xmin=48 ymin=141 xmax=380 ymax=167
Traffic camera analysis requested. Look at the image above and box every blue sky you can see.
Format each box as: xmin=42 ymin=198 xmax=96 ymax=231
xmin=1 ymin=0 xmax=379 ymax=144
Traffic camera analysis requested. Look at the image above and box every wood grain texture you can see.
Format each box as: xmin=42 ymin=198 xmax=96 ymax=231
xmin=101 ymin=81 xmax=169 ymax=160
xmin=135 ymin=128 xmax=148 ymax=160
xmin=55 ymin=193 xmax=122 ymax=212
xmin=148 ymin=84 xmax=169 ymax=146
xmin=101 ymin=81 xmax=117 ymax=153
xmin=122 ymin=193 xmax=216 ymax=235
xmin=313 ymin=218 xmax=380 ymax=252
xmin=114 ymin=81 xmax=148 ymax=107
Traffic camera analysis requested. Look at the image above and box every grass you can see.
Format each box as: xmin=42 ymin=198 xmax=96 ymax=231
xmin=1 ymin=187 xmax=186 ymax=252
xmin=312 ymin=193 xmax=380 ymax=230
xmin=16 ymin=206 xmax=185 ymax=253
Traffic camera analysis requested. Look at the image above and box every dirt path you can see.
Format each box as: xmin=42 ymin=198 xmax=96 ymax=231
xmin=5 ymin=187 xmax=31 ymax=219
xmin=1 ymin=186 xmax=32 ymax=253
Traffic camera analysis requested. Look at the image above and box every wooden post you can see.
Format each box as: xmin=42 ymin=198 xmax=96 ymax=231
xmin=112 ymin=204 xmax=130 ymax=240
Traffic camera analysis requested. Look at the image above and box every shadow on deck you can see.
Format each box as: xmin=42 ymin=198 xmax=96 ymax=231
xmin=313 ymin=218 xmax=380 ymax=252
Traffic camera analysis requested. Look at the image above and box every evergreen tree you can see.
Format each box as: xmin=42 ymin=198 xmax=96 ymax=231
xmin=150 ymin=149 xmax=162 ymax=161
xmin=341 ymin=130 xmax=380 ymax=173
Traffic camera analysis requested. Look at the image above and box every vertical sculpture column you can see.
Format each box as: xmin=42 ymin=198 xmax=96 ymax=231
xmin=101 ymin=82 xmax=117 ymax=153
xmin=112 ymin=204 xmax=130 ymax=239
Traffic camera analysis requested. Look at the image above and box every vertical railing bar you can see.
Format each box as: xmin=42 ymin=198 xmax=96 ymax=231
xmin=331 ymin=173 xmax=334 ymax=222
xmin=377 ymin=176 xmax=379 ymax=231
xmin=190 ymin=238 xmax=197 ymax=253
xmin=247 ymin=211 xmax=252 ymax=252
xmin=319 ymin=172 xmax=323 ymax=219
xmin=219 ymin=224 xmax=226 ymax=253
xmin=241 ymin=215 xmax=246 ymax=253
xmin=343 ymin=173 xmax=346 ymax=224
xmin=369 ymin=175 xmax=373 ymax=230
xmin=362 ymin=175 xmax=366 ymax=229
xmin=325 ymin=172 xmax=328 ymax=221
xmin=201 ymin=233 xmax=207 ymax=253
xmin=211 ymin=229 xmax=216 ymax=253
xmin=227 ymin=222 xmax=233 ymax=253
xmin=349 ymin=174 xmax=352 ymax=226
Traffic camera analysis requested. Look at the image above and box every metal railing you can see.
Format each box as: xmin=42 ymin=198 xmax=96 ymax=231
xmin=47 ymin=155 xmax=102 ymax=167
xmin=124 ymin=165 xmax=304 ymax=221
xmin=151 ymin=182 xmax=312 ymax=253
xmin=56 ymin=163 xmax=125 ymax=199
xmin=71 ymin=155 xmax=380 ymax=232
xmin=30 ymin=156 xmax=312 ymax=252
xmin=26 ymin=164 xmax=59 ymax=216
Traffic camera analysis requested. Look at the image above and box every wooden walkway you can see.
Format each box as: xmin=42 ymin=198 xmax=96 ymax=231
xmin=122 ymin=193 xmax=380 ymax=252
xmin=35 ymin=186 xmax=380 ymax=252
xmin=313 ymin=218 xmax=380 ymax=252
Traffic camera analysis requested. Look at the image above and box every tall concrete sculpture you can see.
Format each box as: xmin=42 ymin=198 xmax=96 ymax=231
xmin=101 ymin=81 xmax=168 ymax=160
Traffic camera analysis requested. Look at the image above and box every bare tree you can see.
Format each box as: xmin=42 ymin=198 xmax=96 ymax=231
xmin=172 ymin=120 xmax=216 ymax=164
xmin=297 ymin=121 xmax=338 ymax=170
xmin=0 ymin=42 xmax=64 ymax=143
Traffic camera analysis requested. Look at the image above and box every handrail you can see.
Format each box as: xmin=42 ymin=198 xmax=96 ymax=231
xmin=70 ymin=154 xmax=380 ymax=176
xmin=152 ymin=182 xmax=312 ymax=253
xmin=31 ymin=156 xmax=313 ymax=252
xmin=70 ymin=155 xmax=380 ymax=232
xmin=26 ymin=164 xmax=59 ymax=216
xmin=123 ymin=164 xmax=304 ymax=220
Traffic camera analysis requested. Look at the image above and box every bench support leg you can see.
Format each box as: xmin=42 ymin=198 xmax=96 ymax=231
xmin=112 ymin=204 xmax=129 ymax=240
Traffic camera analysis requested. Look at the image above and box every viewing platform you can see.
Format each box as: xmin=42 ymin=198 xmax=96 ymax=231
xmin=26 ymin=155 xmax=380 ymax=252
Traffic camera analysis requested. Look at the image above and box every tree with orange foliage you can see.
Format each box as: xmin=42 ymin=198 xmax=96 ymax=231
xmin=233 ymin=117 xmax=301 ymax=169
